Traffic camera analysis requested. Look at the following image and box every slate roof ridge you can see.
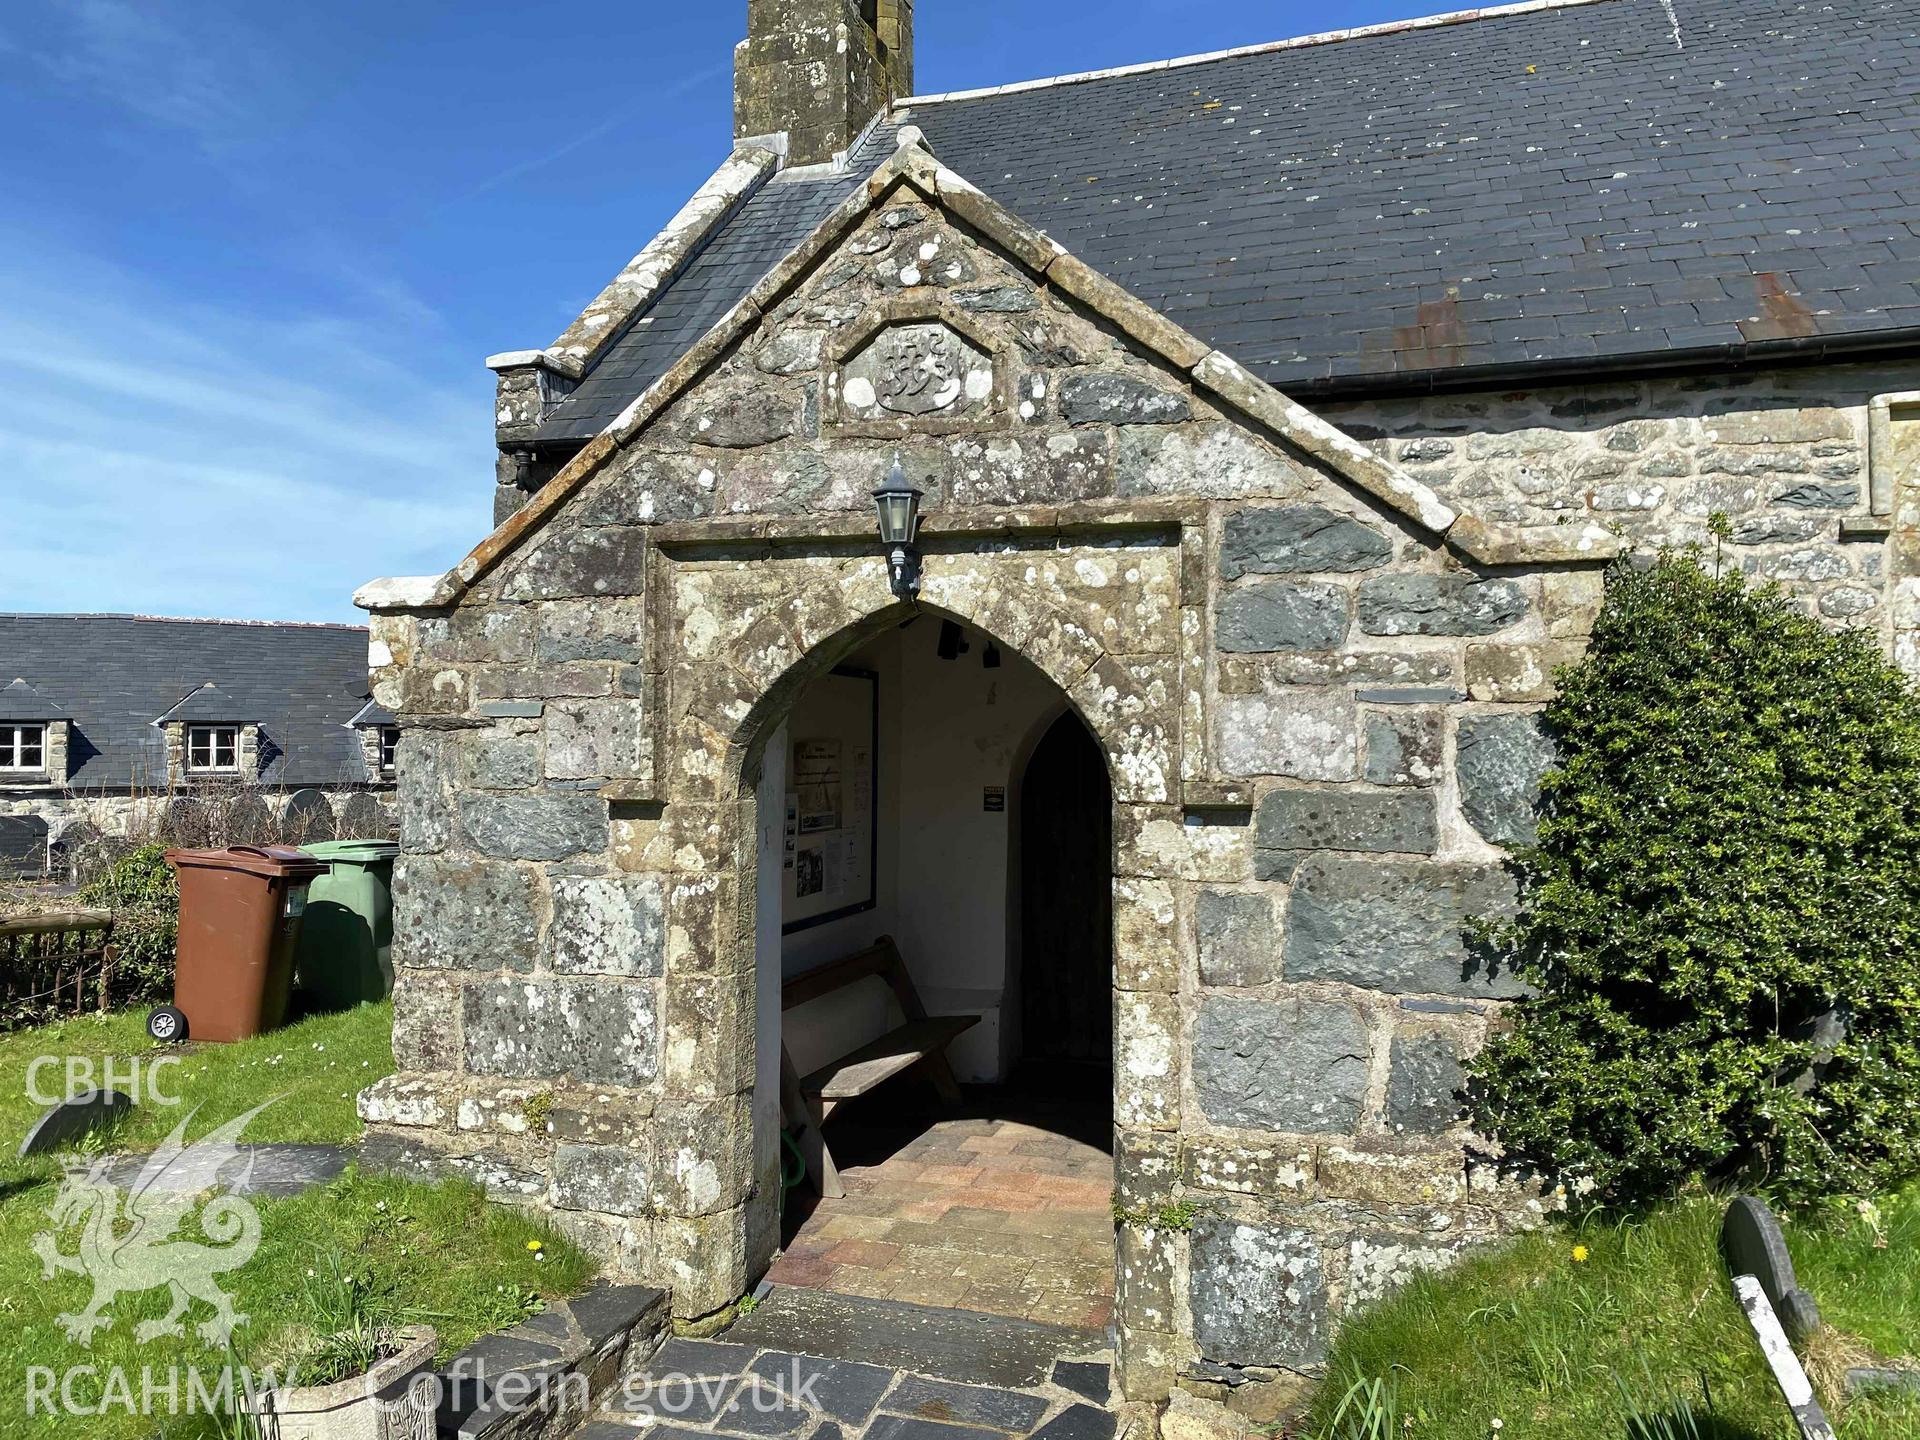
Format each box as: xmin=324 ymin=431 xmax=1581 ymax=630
xmin=898 ymin=0 xmax=1623 ymax=106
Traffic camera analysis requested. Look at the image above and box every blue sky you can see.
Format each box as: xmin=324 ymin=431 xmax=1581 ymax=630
xmin=0 ymin=0 xmax=1441 ymax=624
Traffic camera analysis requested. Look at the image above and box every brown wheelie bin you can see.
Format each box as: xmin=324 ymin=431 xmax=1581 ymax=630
xmin=156 ymin=845 xmax=329 ymax=1043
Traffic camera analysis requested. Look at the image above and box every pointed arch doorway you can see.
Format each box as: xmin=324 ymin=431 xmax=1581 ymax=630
xmin=754 ymin=610 xmax=1116 ymax=1332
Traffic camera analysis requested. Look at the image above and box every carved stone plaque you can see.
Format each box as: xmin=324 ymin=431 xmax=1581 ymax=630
xmin=841 ymin=322 xmax=993 ymax=422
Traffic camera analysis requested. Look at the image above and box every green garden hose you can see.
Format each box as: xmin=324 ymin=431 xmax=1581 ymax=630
xmin=781 ymin=1127 xmax=809 ymax=1192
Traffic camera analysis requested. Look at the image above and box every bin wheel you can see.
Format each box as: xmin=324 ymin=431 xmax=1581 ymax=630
xmin=147 ymin=1006 xmax=189 ymax=1044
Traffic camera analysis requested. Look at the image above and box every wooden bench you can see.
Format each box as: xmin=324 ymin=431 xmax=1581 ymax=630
xmin=779 ymin=936 xmax=979 ymax=1199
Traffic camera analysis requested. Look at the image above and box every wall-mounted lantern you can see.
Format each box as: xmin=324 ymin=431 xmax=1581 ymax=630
xmin=872 ymin=454 xmax=925 ymax=602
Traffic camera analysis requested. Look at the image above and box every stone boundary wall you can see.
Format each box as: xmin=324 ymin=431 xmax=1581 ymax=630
xmin=0 ymin=787 xmax=397 ymax=868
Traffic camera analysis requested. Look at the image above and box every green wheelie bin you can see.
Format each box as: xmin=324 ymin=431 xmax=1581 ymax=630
xmin=295 ymin=839 xmax=400 ymax=1011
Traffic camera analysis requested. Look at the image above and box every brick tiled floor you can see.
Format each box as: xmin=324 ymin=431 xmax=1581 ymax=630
xmin=771 ymin=1089 xmax=1115 ymax=1331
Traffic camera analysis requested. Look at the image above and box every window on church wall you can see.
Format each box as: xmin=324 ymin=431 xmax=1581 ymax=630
xmin=379 ymin=726 xmax=400 ymax=777
xmin=186 ymin=724 xmax=240 ymax=774
xmin=0 ymin=724 xmax=45 ymax=772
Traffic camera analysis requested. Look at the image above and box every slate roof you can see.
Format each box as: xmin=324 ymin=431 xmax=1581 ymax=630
xmin=0 ymin=615 xmax=381 ymax=791
xmin=536 ymin=0 xmax=1920 ymax=443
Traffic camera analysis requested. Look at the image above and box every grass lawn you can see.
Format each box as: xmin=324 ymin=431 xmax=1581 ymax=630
xmin=1309 ymin=1186 xmax=1920 ymax=1440
xmin=0 ymin=1003 xmax=597 ymax=1439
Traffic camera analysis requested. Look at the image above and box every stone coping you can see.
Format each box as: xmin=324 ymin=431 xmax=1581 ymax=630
xmin=545 ymin=146 xmax=782 ymax=375
xmin=432 ymin=1281 xmax=669 ymax=1439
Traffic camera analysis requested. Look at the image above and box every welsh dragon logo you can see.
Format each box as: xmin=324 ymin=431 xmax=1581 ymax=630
xmin=32 ymin=1101 xmax=274 ymax=1345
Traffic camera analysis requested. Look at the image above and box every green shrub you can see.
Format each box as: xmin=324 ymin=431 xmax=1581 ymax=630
xmin=78 ymin=843 xmax=178 ymax=1007
xmin=1470 ymin=550 xmax=1920 ymax=1207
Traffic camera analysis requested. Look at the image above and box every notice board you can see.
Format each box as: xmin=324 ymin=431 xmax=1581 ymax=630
xmin=782 ymin=667 xmax=878 ymax=934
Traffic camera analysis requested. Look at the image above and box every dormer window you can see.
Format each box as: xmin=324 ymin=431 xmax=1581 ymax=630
xmin=186 ymin=724 xmax=240 ymax=774
xmin=0 ymin=724 xmax=45 ymax=773
xmin=378 ymin=726 xmax=400 ymax=776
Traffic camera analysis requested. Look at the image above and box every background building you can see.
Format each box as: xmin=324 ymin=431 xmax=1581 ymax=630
xmin=0 ymin=613 xmax=396 ymax=879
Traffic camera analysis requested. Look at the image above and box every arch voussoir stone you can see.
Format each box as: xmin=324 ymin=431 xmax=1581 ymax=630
xmin=1069 ymin=652 xmax=1180 ymax=805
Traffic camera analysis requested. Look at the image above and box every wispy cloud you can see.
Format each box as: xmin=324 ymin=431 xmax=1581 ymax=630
xmin=0 ymin=230 xmax=490 ymax=623
xmin=20 ymin=0 xmax=297 ymax=148
xmin=453 ymin=60 xmax=730 ymax=204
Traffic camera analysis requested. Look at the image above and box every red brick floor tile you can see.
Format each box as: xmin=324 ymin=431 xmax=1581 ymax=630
xmin=894 ymin=1199 xmax=958 ymax=1223
xmin=779 ymin=1108 xmax=1114 ymax=1324
xmin=766 ymin=1254 xmax=840 ymax=1287
xmin=940 ymin=1206 xmax=1014 ymax=1233
xmin=962 ymin=1186 xmax=1045 ymax=1212
xmin=917 ymin=1164 xmax=987 ymax=1186
xmin=822 ymin=1238 xmax=903 ymax=1269
xmin=815 ymin=1214 xmax=892 ymax=1242
xmin=958 ymin=1134 xmax=1022 ymax=1155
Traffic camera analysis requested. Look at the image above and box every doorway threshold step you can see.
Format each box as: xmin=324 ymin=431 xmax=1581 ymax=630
xmin=723 ymin=1286 xmax=1105 ymax=1391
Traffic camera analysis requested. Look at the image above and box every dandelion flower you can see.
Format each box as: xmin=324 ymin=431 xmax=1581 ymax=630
xmin=526 ymin=1240 xmax=544 ymax=1252
xmin=1571 ymin=1244 xmax=1590 ymax=1262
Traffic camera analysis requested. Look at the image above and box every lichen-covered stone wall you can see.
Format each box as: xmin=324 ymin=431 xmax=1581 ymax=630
xmin=355 ymin=156 xmax=1903 ymax=1409
xmin=1325 ymin=363 xmax=1920 ymax=635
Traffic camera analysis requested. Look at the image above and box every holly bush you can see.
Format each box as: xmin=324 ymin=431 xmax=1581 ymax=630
xmin=1470 ymin=549 xmax=1920 ymax=1207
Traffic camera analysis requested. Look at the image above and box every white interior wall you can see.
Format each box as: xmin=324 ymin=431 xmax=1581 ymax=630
xmin=769 ymin=616 xmax=1060 ymax=1085
xmin=890 ymin=624 xmax=1060 ymax=1079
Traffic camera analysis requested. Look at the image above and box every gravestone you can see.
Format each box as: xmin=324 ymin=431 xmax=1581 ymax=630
xmin=158 ymin=798 xmax=211 ymax=848
xmin=221 ymin=793 xmax=276 ymax=846
xmin=19 ymin=1086 xmax=134 ymax=1158
xmin=279 ymin=788 xmax=335 ymax=844
xmin=48 ymin=819 xmax=103 ymax=883
xmin=1721 ymin=1196 xmax=1836 ymax=1440
xmin=1846 ymin=1366 xmax=1920 ymax=1399
xmin=336 ymin=791 xmax=393 ymax=839
xmin=1722 ymin=1194 xmax=1823 ymax=1343
xmin=0 ymin=814 xmax=49 ymax=877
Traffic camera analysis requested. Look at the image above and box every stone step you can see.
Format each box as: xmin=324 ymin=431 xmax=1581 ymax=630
xmin=723 ymin=1287 xmax=1103 ymax=1391
xmin=566 ymin=1290 xmax=1120 ymax=1440
xmin=432 ymin=1281 xmax=669 ymax=1438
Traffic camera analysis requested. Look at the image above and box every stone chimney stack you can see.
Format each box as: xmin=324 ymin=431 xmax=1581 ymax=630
xmin=735 ymin=0 xmax=913 ymax=166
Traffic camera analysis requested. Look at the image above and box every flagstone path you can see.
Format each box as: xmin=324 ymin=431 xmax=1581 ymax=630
xmin=571 ymin=1291 xmax=1121 ymax=1440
